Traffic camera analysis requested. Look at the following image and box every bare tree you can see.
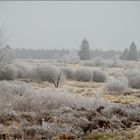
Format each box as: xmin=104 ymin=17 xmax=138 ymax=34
xmin=35 ymin=65 xmax=64 ymax=88
xmin=46 ymin=65 xmax=64 ymax=88
xmin=0 ymin=27 xmax=14 ymax=66
xmin=47 ymin=71 xmax=62 ymax=88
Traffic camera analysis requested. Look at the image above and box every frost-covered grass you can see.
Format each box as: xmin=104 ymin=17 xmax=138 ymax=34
xmin=0 ymin=77 xmax=139 ymax=139
xmin=0 ymin=80 xmax=109 ymax=112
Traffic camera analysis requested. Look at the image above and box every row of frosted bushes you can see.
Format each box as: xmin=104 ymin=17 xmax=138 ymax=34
xmin=1 ymin=63 xmax=140 ymax=90
xmin=0 ymin=63 xmax=106 ymax=83
xmin=106 ymin=69 xmax=140 ymax=92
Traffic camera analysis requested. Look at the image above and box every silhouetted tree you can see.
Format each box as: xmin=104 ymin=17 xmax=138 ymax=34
xmin=128 ymin=41 xmax=138 ymax=61
xmin=120 ymin=48 xmax=129 ymax=60
xmin=120 ymin=42 xmax=138 ymax=61
xmin=79 ymin=38 xmax=90 ymax=60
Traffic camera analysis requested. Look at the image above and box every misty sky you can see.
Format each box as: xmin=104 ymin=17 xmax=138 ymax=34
xmin=0 ymin=1 xmax=140 ymax=50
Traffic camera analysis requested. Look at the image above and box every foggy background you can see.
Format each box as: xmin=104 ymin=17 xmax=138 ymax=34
xmin=0 ymin=1 xmax=140 ymax=50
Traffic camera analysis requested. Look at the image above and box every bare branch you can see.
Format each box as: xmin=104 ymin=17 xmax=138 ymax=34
xmin=0 ymin=27 xmax=13 ymax=66
xmin=56 ymin=72 xmax=61 ymax=88
xmin=47 ymin=71 xmax=57 ymax=88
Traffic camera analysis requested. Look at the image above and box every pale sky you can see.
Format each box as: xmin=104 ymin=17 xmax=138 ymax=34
xmin=0 ymin=1 xmax=140 ymax=50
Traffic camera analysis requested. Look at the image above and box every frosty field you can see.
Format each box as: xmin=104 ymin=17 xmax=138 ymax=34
xmin=0 ymin=59 xmax=140 ymax=140
xmin=0 ymin=1 xmax=140 ymax=139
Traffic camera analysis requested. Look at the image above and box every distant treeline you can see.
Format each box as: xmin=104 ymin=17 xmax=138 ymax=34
xmin=13 ymin=48 xmax=122 ymax=59
xmin=90 ymin=49 xmax=121 ymax=59
xmin=14 ymin=48 xmax=70 ymax=59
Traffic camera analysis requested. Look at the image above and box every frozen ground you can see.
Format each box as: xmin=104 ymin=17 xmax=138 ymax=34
xmin=0 ymin=59 xmax=140 ymax=140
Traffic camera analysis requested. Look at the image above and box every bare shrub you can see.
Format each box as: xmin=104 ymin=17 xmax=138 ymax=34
xmin=0 ymin=64 xmax=17 ymax=80
xmin=126 ymin=69 xmax=140 ymax=89
xmin=74 ymin=68 xmax=93 ymax=82
xmin=35 ymin=64 xmax=65 ymax=87
xmin=92 ymin=69 xmax=106 ymax=82
xmin=60 ymin=66 xmax=75 ymax=80
xmin=0 ymin=27 xmax=14 ymax=66
xmin=106 ymin=77 xmax=128 ymax=92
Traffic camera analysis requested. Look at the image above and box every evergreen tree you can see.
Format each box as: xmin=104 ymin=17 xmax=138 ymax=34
xmin=120 ymin=48 xmax=129 ymax=60
xmin=79 ymin=38 xmax=90 ymax=60
xmin=128 ymin=41 xmax=138 ymax=61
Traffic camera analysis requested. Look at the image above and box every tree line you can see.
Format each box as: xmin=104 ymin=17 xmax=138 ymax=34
xmin=79 ymin=38 xmax=140 ymax=61
xmin=14 ymin=48 xmax=69 ymax=59
xmin=0 ymin=25 xmax=139 ymax=61
xmin=78 ymin=38 xmax=121 ymax=60
xmin=14 ymin=47 xmax=121 ymax=60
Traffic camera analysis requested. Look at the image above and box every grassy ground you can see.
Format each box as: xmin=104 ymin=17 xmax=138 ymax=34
xmin=31 ymin=80 xmax=140 ymax=104
xmin=1 ymin=59 xmax=139 ymax=139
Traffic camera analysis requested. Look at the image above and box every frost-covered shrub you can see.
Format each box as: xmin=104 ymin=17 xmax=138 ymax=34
xmin=126 ymin=69 xmax=140 ymax=89
xmin=1 ymin=80 xmax=139 ymax=138
xmin=112 ymin=70 xmax=125 ymax=78
xmin=92 ymin=58 xmax=105 ymax=67
xmin=74 ymin=68 xmax=93 ymax=82
xmin=92 ymin=69 xmax=106 ymax=82
xmin=126 ymin=69 xmax=140 ymax=78
xmin=0 ymin=80 xmax=110 ymax=113
xmin=35 ymin=65 xmax=50 ymax=81
xmin=62 ymin=54 xmax=80 ymax=64
xmin=60 ymin=66 xmax=75 ymax=80
xmin=35 ymin=64 xmax=65 ymax=87
xmin=12 ymin=96 xmax=40 ymax=112
xmin=0 ymin=80 xmax=34 ymax=113
xmin=0 ymin=64 xmax=17 ymax=80
xmin=109 ymin=59 xmax=124 ymax=67
xmin=129 ymin=75 xmax=140 ymax=89
xmin=0 ymin=80 xmax=43 ymax=114
xmin=106 ymin=77 xmax=129 ymax=92
xmin=82 ymin=61 xmax=94 ymax=67
xmin=35 ymin=64 xmax=63 ymax=81
xmin=32 ymin=90 xmax=109 ymax=111
xmin=15 ymin=63 xmax=33 ymax=79
xmin=0 ymin=80 xmax=33 ymax=97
